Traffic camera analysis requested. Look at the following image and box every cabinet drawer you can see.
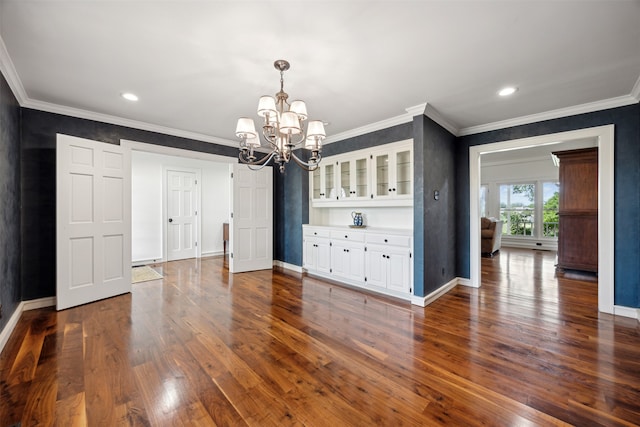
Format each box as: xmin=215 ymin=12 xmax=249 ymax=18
xmin=304 ymin=227 xmax=331 ymax=238
xmin=366 ymin=233 xmax=411 ymax=247
xmin=330 ymin=230 xmax=365 ymax=242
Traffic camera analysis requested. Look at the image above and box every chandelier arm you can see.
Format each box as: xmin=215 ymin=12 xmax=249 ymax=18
xmin=238 ymin=150 xmax=277 ymax=167
xmin=289 ymin=151 xmax=322 ymax=172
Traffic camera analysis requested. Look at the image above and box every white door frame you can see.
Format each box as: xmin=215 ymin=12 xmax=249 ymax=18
xmin=469 ymin=125 xmax=614 ymax=314
xmin=121 ymin=139 xmax=236 ymax=263
xmin=163 ymin=166 xmax=201 ymax=261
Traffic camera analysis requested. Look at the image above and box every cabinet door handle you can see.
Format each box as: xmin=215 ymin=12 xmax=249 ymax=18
xmin=384 ymin=239 xmax=388 ymax=243
xmin=393 ymin=188 xmax=396 ymax=192
xmin=344 ymin=235 xmax=348 ymax=238
xmin=388 ymin=188 xmax=392 ymax=192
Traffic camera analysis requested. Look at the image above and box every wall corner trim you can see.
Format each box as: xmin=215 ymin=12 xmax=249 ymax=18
xmin=273 ymin=260 xmax=304 ymax=274
xmin=0 ymin=297 xmax=56 ymax=354
xmin=411 ymin=277 xmax=458 ymax=307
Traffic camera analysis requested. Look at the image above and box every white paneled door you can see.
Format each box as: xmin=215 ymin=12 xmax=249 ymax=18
xmin=56 ymin=134 xmax=131 ymax=310
xmin=166 ymin=169 xmax=198 ymax=261
xmin=229 ymin=164 xmax=273 ymax=273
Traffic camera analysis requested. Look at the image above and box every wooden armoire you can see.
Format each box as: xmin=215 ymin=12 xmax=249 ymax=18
xmin=552 ymin=147 xmax=598 ymax=273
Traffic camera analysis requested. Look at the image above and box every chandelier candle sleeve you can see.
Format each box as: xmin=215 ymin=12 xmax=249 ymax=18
xmin=236 ymin=59 xmax=326 ymax=173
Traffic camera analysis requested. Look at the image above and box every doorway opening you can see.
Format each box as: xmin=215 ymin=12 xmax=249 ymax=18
xmin=469 ymin=125 xmax=614 ymax=314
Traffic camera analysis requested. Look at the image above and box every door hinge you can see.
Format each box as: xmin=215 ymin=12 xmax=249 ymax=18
xmin=364 ymin=246 xmax=367 ymax=252
xmin=330 ymin=268 xmax=332 ymax=273
xmin=231 ymin=253 xmax=234 ymax=258
xmin=410 ymin=287 xmax=412 ymax=293
xmin=410 ymin=252 xmax=412 ymax=258
xmin=370 ymin=194 xmax=373 ymax=199
xmin=231 ymin=212 xmax=234 ymax=218
xmin=195 ymin=242 xmax=197 ymax=247
xmin=195 ymin=179 xmax=198 ymax=185
xmin=231 ymin=172 xmax=234 ymax=178
xmin=195 ymin=210 xmax=197 ymax=215
xmin=364 ymin=277 xmax=367 ymax=282
xmin=330 ymin=242 xmax=332 ymax=247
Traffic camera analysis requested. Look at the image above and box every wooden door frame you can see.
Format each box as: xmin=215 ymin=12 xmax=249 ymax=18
xmin=468 ymin=125 xmax=615 ymax=314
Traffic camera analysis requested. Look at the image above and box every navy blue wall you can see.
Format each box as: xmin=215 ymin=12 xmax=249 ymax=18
xmin=20 ymin=108 xmax=237 ymax=300
xmin=456 ymin=104 xmax=640 ymax=308
xmin=0 ymin=70 xmax=21 ymax=330
xmin=413 ymin=116 xmax=457 ymax=296
xmin=273 ymin=162 xmax=309 ymax=266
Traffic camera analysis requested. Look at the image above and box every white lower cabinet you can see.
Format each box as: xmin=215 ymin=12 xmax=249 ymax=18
xmin=331 ymin=240 xmax=365 ymax=282
xmin=366 ymin=245 xmax=411 ymax=293
xmin=303 ymin=225 xmax=412 ymax=300
xmin=303 ymin=237 xmax=331 ymax=274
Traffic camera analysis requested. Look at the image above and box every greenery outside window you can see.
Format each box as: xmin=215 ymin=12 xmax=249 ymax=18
xmin=542 ymin=182 xmax=560 ymax=237
xmin=500 ymin=184 xmax=535 ymax=236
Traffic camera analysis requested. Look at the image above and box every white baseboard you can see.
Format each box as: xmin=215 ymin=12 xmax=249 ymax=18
xmin=411 ymin=277 xmax=458 ymax=307
xmin=273 ymin=260 xmax=304 ymax=273
xmin=457 ymin=277 xmax=474 ymax=287
xmin=614 ymin=305 xmax=640 ymax=321
xmin=201 ymin=250 xmax=224 ymax=258
xmin=0 ymin=297 xmax=56 ymax=354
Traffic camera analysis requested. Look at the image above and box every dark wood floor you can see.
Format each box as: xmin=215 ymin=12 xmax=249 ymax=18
xmin=1 ymin=248 xmax=639 ymax=426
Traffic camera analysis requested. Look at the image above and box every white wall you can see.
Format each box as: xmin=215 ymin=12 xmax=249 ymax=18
xmin=310 ymin=206 xmax=413 ymax=229
xmin=132 ymin=151 xmax=230 ymax=263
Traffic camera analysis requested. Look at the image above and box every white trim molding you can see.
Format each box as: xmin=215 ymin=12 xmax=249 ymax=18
xmin=323 ymin=109 xmax=415 ymax=145
xmin=0 ymin=297 xmax=56 ymax=354
xmin=424 ymin=104 xmax=459 ymax=136
xmin=459 ymin=95 xmax=638 ymax=136
xmin=24 ymin=98 xmax=238 ymax=148
xmin=631 ymin=74 xmax=640 ymax=101
xmin=469 ymin=125 xmax=615 ymax=314
xmin=0 ymin=35 xmax=28 ymax=104
xmin=273 ymin=260 xmax=304 ymax=273
xmin=614 ymin=305 xmax=640 ymax=321
xmin=411 ymin=277 xmax=458 ymax=307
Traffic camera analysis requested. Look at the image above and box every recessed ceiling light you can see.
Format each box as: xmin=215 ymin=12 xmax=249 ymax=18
xmin=121 ymin=92 xmax=139 ymax=101
xmin=498 ymin=87 xmax=517 ymax=97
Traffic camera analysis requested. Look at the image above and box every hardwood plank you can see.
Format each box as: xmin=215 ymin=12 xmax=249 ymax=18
xmin=1 ymin=249 xmax=639 ymax=426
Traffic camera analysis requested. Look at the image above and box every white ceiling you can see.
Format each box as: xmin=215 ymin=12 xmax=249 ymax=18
xmin=1 ymin=1 xmax=639 ymax=145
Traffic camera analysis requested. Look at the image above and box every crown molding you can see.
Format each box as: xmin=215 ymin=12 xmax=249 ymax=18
xmin=322 ymin=109 xmax=415 ymax=145
xmin=458 ymin=94 xmax=639 ymax=137
xmin=424 ymin=103 xmax=460 ymax=136
xmin=0 ymin=35 xmax=28 ymax=104
xmin=22 ymin=98 xmax=238 ymax=147
xmin=631 ymin=74 xmax=640 ymax=101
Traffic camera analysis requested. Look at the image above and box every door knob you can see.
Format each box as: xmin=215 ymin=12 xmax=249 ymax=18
xmin=168 ymin=218 xmax=173 ymax=223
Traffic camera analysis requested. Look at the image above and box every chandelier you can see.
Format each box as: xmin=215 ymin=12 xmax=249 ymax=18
xmin=235 ymin=60 xmax=326 ymax=173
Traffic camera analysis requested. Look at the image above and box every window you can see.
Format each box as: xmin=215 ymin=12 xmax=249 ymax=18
xmin=542 ymin=182 xmax=560 ymax=237
xmin=480 ymin=185 xmax=488 ymax=218
xmin=500 ymin=184 xmax=535 ymax=236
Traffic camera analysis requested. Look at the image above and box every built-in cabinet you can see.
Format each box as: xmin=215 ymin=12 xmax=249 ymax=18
xmin=303 ymin=225 xmax=413 ymax=300
xmin=311 ymin=139 xmax=413 ymax=206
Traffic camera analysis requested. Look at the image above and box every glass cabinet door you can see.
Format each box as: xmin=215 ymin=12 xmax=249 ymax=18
xmin=375 ymin=154 xmax=389 ymax=197
xmin=312 ymin=167 xmax=322 ymax=199
xmin=340 ymin=160 xmax=351 ymax=198
xmin=355 ymin=158 xmax=368 ymax=198
xmin=324 ymin=163 xmax=335 ymax=200
xmin=395 ymin=149 xmax=412 ymax=196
